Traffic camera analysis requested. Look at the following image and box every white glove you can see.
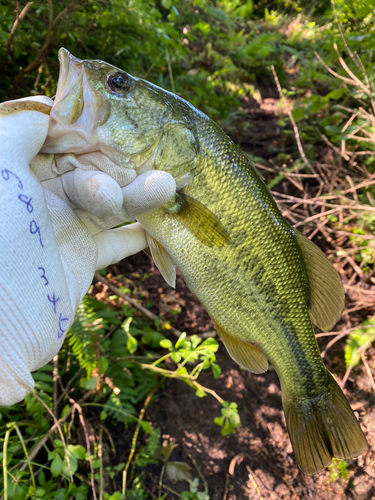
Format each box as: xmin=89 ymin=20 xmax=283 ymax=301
xmin=0 ymin=97 xmax=176 ymax=406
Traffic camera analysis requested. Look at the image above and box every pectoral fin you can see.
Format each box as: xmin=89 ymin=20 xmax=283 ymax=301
xmin=295 ymin=230 xmax=345 ymax=332
xmin=165 ymin=192 xmax=230 ymax=247
xmin=146 ymin=232 xmax=176 ymax=288
xmin=214 ymin=321 xmax=268 ymax=374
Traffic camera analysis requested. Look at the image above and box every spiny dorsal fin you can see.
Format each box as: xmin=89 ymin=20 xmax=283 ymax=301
xmin=295 ymin=230 xmax=345 ymax=332
xmin=214 ymin=321 xmax=268 ymax=374
xmin=165 ymin=192 xmax=230 ymax=247
xmin=146 ymin=232 xmax=176 ymax=288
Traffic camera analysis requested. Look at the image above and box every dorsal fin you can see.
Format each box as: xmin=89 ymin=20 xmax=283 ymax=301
xmin=213 ymin=321 xmax=268 ymax=374
xmin=295 ymin=230 xmax=345 ymax=332
xmin=146 ymin=232 xmax=176 ymax=288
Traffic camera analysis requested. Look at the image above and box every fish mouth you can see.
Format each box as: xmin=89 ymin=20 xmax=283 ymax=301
xmin=42 ymin=48 xmax=110 ymax=154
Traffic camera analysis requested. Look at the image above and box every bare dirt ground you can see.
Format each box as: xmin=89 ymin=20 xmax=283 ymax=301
xmin=101 ymin=96 xmax=375 ymax=499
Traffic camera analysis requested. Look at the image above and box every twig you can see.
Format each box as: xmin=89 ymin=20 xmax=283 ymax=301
xmin=99 ymin=428 xmax=104 ymax=500
xmin=53 ymin=355 xmax=59 ymax=417
xmin=136 ymin=362 xmax=224 ymax=404
xmin=166 ymin=48 xmax=175 ymax=94
xmin=246 ymin=466 xmax=264 ymax=500
xmin=68 ymin=397 xmax=97 ymax=500
xmin=0 ymin=2 xmax=34 ymax=73
xmin=32 ymin=392 xmax=73 ymax=481
xmin=342 ymin=333 xmax=375 ymax=388
xmin=315 ymin=51 xmax=358 ymax=87
xmin=183 ymin=444 xmax=208 ymax=494
xmin=271 ymin=65 xmax=319 ymax=178
xmin=361 ymin=351 xmax=375 ymax=394
xmin=3 ymin=428 xmax=11 ymax=500
xmin=19 ymin=418 xmax=67 ymax=472
xmin=94 ymin=273 xmax=182 ymax=338
xmin=319 ymin=129 xmax=350 ymax=161
xmin=14 ymin=0 xmax=79 ymax=84
xmin=293 ymin=207 xmax=342 ymax=228
xmin=122 ymin=382 xmax=161 ymax=499
xmin=321 ymin=332 xmax=348 ymax=358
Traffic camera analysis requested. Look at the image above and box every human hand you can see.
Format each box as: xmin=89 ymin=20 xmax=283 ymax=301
xmin=0 ymin=97 xmax=175 ymax=406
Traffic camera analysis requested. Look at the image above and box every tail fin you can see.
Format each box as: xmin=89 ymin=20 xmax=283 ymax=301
xmin=282 ymin=372 xmax=368 ymax=475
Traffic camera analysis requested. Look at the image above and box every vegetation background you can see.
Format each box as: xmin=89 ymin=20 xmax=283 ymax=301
xmin=1 ymin=0 xmax=375 ymax=498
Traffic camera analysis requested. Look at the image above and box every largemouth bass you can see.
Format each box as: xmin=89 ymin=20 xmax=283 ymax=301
xmin=42 ymin=48 xmax=368 ymax=475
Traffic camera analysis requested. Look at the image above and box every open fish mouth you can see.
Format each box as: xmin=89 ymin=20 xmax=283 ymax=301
xmin=42 ymin=48 xmax=110 ymax=154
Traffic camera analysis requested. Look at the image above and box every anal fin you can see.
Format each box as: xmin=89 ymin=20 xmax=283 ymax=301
xmin=214 ymin=321 xmax=268 ymax=374
xmin=146 ymin=232 xmax=176 ymax=288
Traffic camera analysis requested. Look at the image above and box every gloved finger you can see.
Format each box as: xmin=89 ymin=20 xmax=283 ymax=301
xmin=75 ymin=170 xmax=176 ymax=234
xmin=30 ymin=153 xmax=59 ymax=181
xmin=0 ymin=96 xmax=53 ymax=164
xmin=74 ymin=208 xmax=130 ymax=236
xmin=122 ymin=171 xmax=176 ymax=220
xmin=55 ymin=152 xmax=136 ymax=186
xmin=61 ymin=169 xmax=123 ymax=217
xmin=93 ymin=222 xmax=148 ymax=270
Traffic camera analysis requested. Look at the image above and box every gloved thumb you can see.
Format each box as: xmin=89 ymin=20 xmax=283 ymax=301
xmin=0 ymin=96 xmax=53 ymax=164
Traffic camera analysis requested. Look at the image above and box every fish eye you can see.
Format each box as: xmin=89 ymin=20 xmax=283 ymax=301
xmin=106 ymin=72 xmax=131 ymax=94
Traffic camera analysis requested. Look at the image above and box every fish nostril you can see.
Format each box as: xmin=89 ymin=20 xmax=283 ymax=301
xmin=86 ymin=61 xmax=101 ymax=71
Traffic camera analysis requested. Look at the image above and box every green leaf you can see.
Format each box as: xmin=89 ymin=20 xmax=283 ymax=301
xmin=325 ymin=88 xmax=347 ymax=100
xmin=337 ymin=458 xmax=349 ymax=479
xmin=195 ymin=389 xmax=206 ymax=398
xmin=80 ymin=376 xmax=98 ymax=390
xmin=345 ymin=319 xmax=375 ymax=368
xmin=142 ymin=331 xmax=166 ymax=347
xmin=212 ymin=363 xmax=221 ymax=378
xmin=165 ymin=461 xmax=192 ymax=482
xmin=291 ymin=107 xmax=305 ymax=122
xmin=194 ymin=22 xmax=210 ymax=36
xmin=98 ymin=357 xmax=109 ymax=375
xmin=121 ymin=317 xmax=133 ymax=335
xmin=38 ymin=470 xmax=46 ymax=486
xmin=126 ymin=333 xmax=138 ymax=354
xmin=190 ymin=477 xmax=199 ymax=493
xmin=71 ymin=484 xmax=90 ymax=500
xmin=197 ymin=493 xmax=210 ymax=500
xmin=162 ymin=0 xmax=171 ymax=9
xmin=32 ymin=372 xmax=53 ymax=382
xmin=160 ymin=339 xmax=173 ymax=350
xmin=175 ymin=332 xmax=187 ymax=349
xmin=221 ymin=419 xmax=236 ymax=436
xmin=50 ymin=452 xmax=63 ymax=477
xmin=201 ymin=338 xmax=219 ymax=351
xmin=140 ymin=421 xmax=154 ymax=434
xmin=63 ymin=454 xmax=78 ymax=476
xmin=61 ymin=404 xmax=71 ymax=419
xmin=69 ymin=444 xmax=86 ymax=460
xmin=214 ymin=416 xmax=224 ymax=426
xmin=160 ymin=440 xmax=175 ymax=462
xmin=171 ymin=352 xmax=182 ymax=363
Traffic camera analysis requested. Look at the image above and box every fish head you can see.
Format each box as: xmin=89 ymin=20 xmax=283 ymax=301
xmin=42 ymin=48 xmax=179 ymax=169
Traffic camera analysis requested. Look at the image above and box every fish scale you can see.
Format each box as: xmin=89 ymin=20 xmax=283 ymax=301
xmin=42 ymin=48 xmax=368 ymax=475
